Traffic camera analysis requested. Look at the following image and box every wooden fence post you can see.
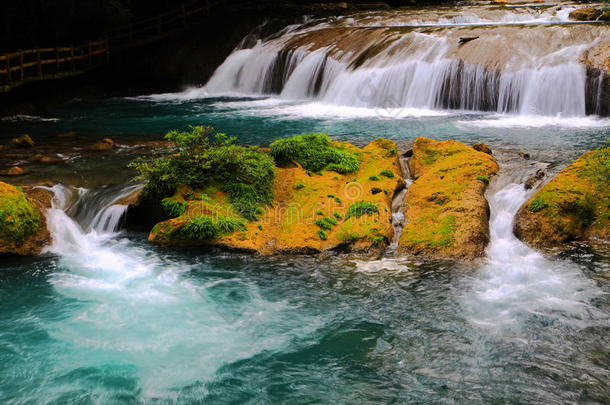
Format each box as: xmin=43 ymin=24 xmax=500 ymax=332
xmin=19 ymin=50 xmax=24 ymax=81
xmin=37 ymin=48 xmax=42 ymax=79
xmin=4 ymin=53 xmax=10 ymax=86
xmin=70 ymin=46 xmax=75 ymax=71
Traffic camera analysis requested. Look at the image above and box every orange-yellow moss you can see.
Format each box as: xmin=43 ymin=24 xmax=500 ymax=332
xmin=149 ymin=138 xmax=404 ymax=254
xmin=515 ymin=146 xmax=610 ymax=249
xmin=398 ymin=138 xmax=498 ymax=259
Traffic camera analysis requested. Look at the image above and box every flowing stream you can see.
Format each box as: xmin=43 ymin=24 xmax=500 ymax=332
xmin=0 ymin=2 xmax=609 ymax=403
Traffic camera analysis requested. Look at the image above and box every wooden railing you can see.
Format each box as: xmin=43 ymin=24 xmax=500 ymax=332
xmin=0 ymin=40 xmax=109 ymax=92
xmin=0 ymin=0 xmax=233 ymax=93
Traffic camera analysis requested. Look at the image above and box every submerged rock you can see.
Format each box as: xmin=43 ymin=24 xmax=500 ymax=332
xmin=7 ymin=134 xmax=34 ymax=149
xmin=0 ymin=182 xmax=50 ymax=255
xmin=568 ymin=7 xmax=606 ymax=21
xmin=148 ymin=139 xmax=404 ymax=255
xmin=397 ymin=137 xmax=499 ymax=260
xmin=85 ymin=140 xmax=114 ymax=152
xmin=514 ymin=144 xmax=609 ymax=250
xmin=473 ymin=143 xmax=492 ymax=155
xmin=2 ymin=166 xmax=28 ymax=176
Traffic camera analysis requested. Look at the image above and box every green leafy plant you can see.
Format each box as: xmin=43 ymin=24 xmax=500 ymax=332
xmin=130 ymin=126 xmax=275 ymax=221
xmin=294 ymin=183 xmax=305 ymax=190
xmin=161 ymin=198 xmax=187 ymax=217
xmin=269 ymin=133 xmax=359 ymax=174
xmin=333 ymin=212 xmax=342 ymax=220
xmin=314 ymin=218 xmax=333 ymax=230
xmin=476 ymin=175 xmax=489 ymax=184
xmin=318 ymin=230 xmax=327 ymax=240
xmin=316 ymin=210 xmax=324 ymax=216
xmin=346 ymin=201 xmax=379 ymax=219
xmin=529 ymin=198 xmax=548 ymax=212
xmin=180 ymin=215 xmax=246 ymax=240
xmin=334 ymin=196 xmax=342 ymax=204
xmin=379 ymin=170 xmax=394 ymax=178
xmin=371 ymin=187 xmax=382 ymax=195
xmin=369 ymin=175 xmax=380 ymax=181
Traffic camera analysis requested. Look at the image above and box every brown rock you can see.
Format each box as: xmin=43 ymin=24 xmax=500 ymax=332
xmin=524 ymin=169 xmax=545 ymax=190
xmin=3 ymin=166 xmax=28 ymax=176
xmin=398 ymin=137 xmax=499 ymax=260
xmin=85 ymin=142 xmax=113 ymax=152
xmin=514 ymin=145 xmax=609 ymax=251
xmin=519 ymin=152 xmax=530 ymax=159
xmin=569 ymin=7 xmax=602 ymax=21
xmin=472 ymin=143 xmax=492 ymax=155
xmin=57 ymin=131 xmax=77 ymax=138
xmin=102 ymin=138 xmax=115 ymax=145
xmin=7 ymin=134 xmax=34 ymax=148
xmin=40 ymin=156 xmax=63 ymax=164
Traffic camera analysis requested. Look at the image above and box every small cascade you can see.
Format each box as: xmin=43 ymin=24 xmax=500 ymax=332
xmin=462 ymin=155 xmax=604 ymax=329
xmin=387 ymin=153 xmax=414 ymax=255
xmin=40 ymin=184 xmax=141 ymax=253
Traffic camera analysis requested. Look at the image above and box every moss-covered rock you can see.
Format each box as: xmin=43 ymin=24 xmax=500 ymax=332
xmin=397 ymin=138 xmax=498 ymax=260
xmin=0 ymin=182 xmax=50 ymax=255
xmin=568 ymin=7 xmax=605 ymax=21
xmin=514 ymin=144 xmax=609 ymax=250
xmin=148 ymin=138 xmax=403 ymax=255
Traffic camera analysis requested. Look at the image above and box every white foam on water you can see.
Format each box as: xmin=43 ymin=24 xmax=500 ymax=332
xmin=38 ymin=184 xmax=321 ymax=400
xmin=458 ymin=114 xmax=610 ymax=128
xmin=461 ymin=173 xmax=606 ymax=332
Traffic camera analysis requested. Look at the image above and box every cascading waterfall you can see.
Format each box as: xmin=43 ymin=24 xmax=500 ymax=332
xmin=462 ymin=158 xmax=606 ymax=329
xmin=199 ymin=10 xmax=607 ymax=117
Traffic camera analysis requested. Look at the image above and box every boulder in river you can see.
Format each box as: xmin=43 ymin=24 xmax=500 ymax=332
xmin=7 ymin=134 xmax=34 ymax=149
xmin=514 ymin=144 xmax=609 ymax=250
xmin=0 ymin=182 xmax=51 ymax=255
xmin=2 ymin=166 xmax=28 ymax=176
xmin=473 ymin=142 xmax=492 ymax=155
xmin=397 ymin=137 xmax=499 ymax=260
xmin=148 ymin=138 xmax=404 ymax=255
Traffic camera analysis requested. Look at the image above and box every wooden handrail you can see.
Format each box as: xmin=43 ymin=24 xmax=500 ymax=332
xmin=0 ymin=0 xmax=239 ymax=92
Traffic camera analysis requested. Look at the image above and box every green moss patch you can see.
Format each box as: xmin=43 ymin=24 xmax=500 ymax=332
xmin=0 ymin=183 xmax=40 ymax=243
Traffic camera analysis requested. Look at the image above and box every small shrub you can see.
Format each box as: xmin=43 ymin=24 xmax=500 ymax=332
xmin=333 ymin=212 xmax=342 ymax=220
xmin=327 ymin=194 xmax=335 ymax=198
xmin=316 ymin=210 xmax=324 ymax=216
xmin=318 ymin=230 xmax=327 ymax=240
xmin=180 ymin=215 xmax=245 ymax=240
xmin=270 ymin=133 xmax=359 ymax=174
xmin=314 ymin=171 xmax=323 ymax=176
xmin=334 ymin=196 xmax=342 ymax=204
xmin=294 ymin=183 xmax=305 ymax=190
xmin=314 ymin=218 xmax=332 ymax=230
xmin=529 ymin=198 xmax=548 ymax=212
xmin=323 ymin=216 xmax=338 ymax=226
xmin=257 ymin=224 xmax=263 ymax=230
xmin=346 ymin=201 xmax=379 ymax=219
xmin=161 ymin=198 xmax=187 ymax=217
xmin=371 ymin=187 xmax=382 ymax=195
xmin=130 ymin=126 xmax=275 ymax=221
xmin=369 ymin=175 xmax=380 ymax=181
xmin=379 ymin=170 xmax=394 ymax=178
xmin=476 ymin=175 xmax=489 ymax=184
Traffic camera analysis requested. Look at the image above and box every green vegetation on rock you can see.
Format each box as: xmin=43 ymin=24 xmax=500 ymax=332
xmin=346 ymin=201 xmax=379 ymax=219
xmin=130 ymin=126 xmax=275 ymax=220
xmin=270 ymin=133 xmax=359 ymax=174
xmin=379 ymin=170 xmax=395 ymax=178
xmin=161 ymin=198 xmax=187 ymax=217
xmin=180 ymin=215 xmax=246 ymax=241
xmin=528 ymin=198 xmax=548 ymax=212
xmin=0 ymin=182 xmax=40 ymax=243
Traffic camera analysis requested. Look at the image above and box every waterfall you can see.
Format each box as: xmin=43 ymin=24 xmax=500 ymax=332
xmin=461 ymin=157 xmax=605 ymax=329
xmin=200 ymin=12 xmax=607 ymax=117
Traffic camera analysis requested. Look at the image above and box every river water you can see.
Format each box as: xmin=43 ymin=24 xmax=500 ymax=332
xmin=1 ymin=2 xmax=609 ymax=403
